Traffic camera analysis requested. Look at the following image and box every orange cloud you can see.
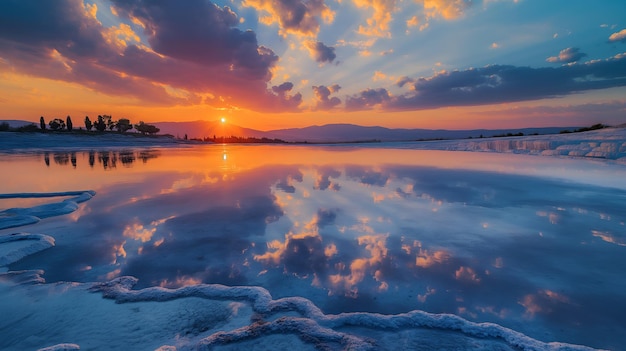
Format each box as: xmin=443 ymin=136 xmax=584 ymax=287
xmin=352 ymin=0 xmax=398 ymax=37
xmin=104 ymin=23 xmax=141 ymax=49
xmin=609 ymin=28 xmax=626 ymax=43
xmin=422 ymin=0 xmax=471 ymax=20
xmin=406 ymin=15 xmax=429 ymax=32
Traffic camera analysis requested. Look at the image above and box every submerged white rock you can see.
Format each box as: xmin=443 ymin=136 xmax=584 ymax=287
xmin=0 ymin=191 xmax=95 ymax=230
xmin=0 ymin=233 xmax=55 ymax=267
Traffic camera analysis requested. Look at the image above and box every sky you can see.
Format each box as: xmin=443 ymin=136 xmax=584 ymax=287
xmin=0 ymin=0 xmax=625 ymax=131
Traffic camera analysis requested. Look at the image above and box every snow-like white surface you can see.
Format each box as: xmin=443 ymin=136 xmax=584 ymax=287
xmin=37 ymin=344 xmax=80 ymax=351
xmin=0 ymin=275 xmax=600 ymax=351
xmin=0 ymin=192 xmax=92 ymax=277
xmin=0 ymin=191 xmax=95 ymax=229
xmin=87 ymin=276 xmax=598 ymax=351
xmin=387 ymin=127 xmax=626 ymax=162
xmin=0 ymin=233 xmax=54 ymax=266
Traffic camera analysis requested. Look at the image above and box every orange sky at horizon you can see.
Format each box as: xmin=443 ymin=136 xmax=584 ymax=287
xmin=4 ymin=71 xmax=625 ymax=131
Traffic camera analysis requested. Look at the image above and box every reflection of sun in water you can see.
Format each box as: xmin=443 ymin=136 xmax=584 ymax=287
xmin=220 ymin=117 xmax=226 ymax=123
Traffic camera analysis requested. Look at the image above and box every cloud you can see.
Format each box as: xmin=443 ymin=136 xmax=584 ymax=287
xmin=546 ymin=47 xmax=587 ymax=63
xmin=372 ymin=71 xmax=388 ymax=81
xmin=352 ymin=0 xmax=471 ymax=37
xmin=110 ymin=0 xmax=275 ymax=80
xmin=345 ymin=88 xmax=392 ymax=110
xmin=396 ymin=76 xmax=417 ymax=88
xmin=312 ymin=84 xmax=342 ymax=110
xmin=305 ymin=41 xmax=337 ymax=63
xmin=609 ymin=28 xmax=626 ymax=43
xmin=0 ymin=0 xmax=303 ymax=112
xmin=315 ymin=208 xmax=338 ymax=227
xmin=271 ymin=82 xmax=304 ymax=107
xmin=347 ymin=53 xmax=626 ymax=111
xmin=243 ymin=0 xmax=334 ymax=37
xmin=406 ymin=15 xmax=420 ymax=29
xmin=402 ymin=0 xmax=471 ymax=34
xmin=352 ymin=0 xmax=398 ymax=37
xmin=421 ymin=0 xmax=472 ymax=20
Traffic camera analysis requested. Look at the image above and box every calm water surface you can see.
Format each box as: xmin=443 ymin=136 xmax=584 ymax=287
xmin=1 ymin=144 xmax=625 ymax=350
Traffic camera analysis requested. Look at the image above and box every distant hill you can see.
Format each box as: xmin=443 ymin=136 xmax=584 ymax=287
xmin=1 ymin=120 xmax=37 ymax=128
xmin=153 ymin=121 xmax=575 ymax=142
xmin=262 ymin=124 xmax=572 ymax=142
xmin=153 ymin=120 xmax=269 ymax=140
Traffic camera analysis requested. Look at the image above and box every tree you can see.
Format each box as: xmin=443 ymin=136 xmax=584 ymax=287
xmin=116 ymin=118 xmax=133 ymax=133
xmin=49 ymin=118 xmax=66 ymax=131
xmin=66 ymin=115 xmax=73 ymax=132
xmin=85 ymin=116 xmax=93 ymax=131
xmin=94 ymin=115 xmax=106 ymax=132
xmin=40 ymin=116 xmax=46 ymax=130
xmin=101 ymin=115 xmax=115 ymax=131
xmin=134 ymin=121 xmax=160 ymax=135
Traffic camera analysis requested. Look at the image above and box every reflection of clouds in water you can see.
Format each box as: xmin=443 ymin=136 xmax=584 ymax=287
xmin=591 ymin=230 xmax=626 ymax=246
xmin=455 ymin=266 xmax=481 ymax=283
xmin=11 ymin=156 xmax=626 ymax=348
xmin=313 ymin=168 xmax=341 ymax=191
xmin=123 ymin=216 xmax=173 ymax=243
xmin=329 ymin=234 xmax=390 ymax=295
xmin=123 ymin=223 xmax=156 ymax=243
xmin=345 ymin=166 xmax=389 ymax=187
xmin=158 ymin=275 xmax=203 ymax=288
xmin=536 ymin=210 xmax=561 ymax=224
xmin=254 ymin=231 xmax=329 ymax=276
xmin=414 ymin=242 xmax=450 ymax=268
xmin=260 ymin=162 xmax=626 ymax=336
xmin=519 ymin=290 xmax=571 ymax=318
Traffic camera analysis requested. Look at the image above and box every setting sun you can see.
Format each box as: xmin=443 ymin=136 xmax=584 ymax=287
xmin=221 ymin=117 xmax=226 ymax=123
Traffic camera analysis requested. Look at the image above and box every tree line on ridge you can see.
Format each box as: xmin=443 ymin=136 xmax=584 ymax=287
xmin=0 ymin=115 xmax=160 ymax=135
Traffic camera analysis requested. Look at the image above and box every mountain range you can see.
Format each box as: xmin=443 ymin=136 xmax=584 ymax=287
xmin=153 ymin=120 xmax=574 ymax=142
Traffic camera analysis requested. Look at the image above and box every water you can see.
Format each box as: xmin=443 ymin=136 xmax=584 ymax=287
xmin=1 ymin=144 xmax=625 ymax=350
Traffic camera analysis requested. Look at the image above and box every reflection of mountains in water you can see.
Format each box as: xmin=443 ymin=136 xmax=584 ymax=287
xmin=43 ymin=150 xmax=160 ymax=169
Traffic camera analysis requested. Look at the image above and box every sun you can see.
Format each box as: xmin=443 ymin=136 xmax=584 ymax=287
xmin=220 ymin=117 xmax=226 ymax=123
